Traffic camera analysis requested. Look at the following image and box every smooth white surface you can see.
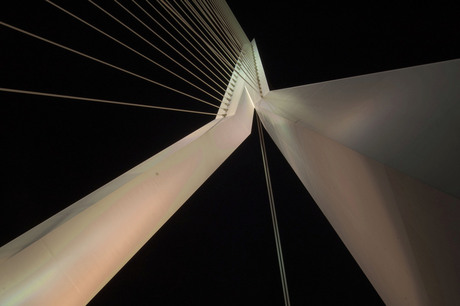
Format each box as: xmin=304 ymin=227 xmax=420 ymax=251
xmin=264 ymin=59 xmax=460 ymax=198
xmin=256 ymin=59 xmax=460 ymax=305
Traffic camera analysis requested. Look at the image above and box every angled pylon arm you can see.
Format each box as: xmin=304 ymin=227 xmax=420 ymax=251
xmin=0 ymin=70 xmax=256 ymax=305
xmin=255 ymin=59 xmax=460 ymax=305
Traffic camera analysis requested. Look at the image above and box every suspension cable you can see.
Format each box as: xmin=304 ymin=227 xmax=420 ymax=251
xmin=163 ymin=0 xmax=235 ymax=73
xmin=0 ymin=20 xmax=220 ymax=110
xmin=182 ymin=0 xmax=238 ymax=63
xmin=158 ymin=0 xmax=233 ymax=77
xmin=116 ymin=0 xmax=226 ymax=94
xmin=88 ymin=0 xmax=223 ymax=104
xmin=183 ymin=0 xmax=260 ymax=91
xmin=131 ymin=0 xmax=228 ymax=87
xmin=145 ymin=0 xmax=231 ymax=83
xmin=0 ymin=88 xmax=217 ymax=116
xmin=190 ymin=0 xmax=260 ymax=88
xmin=256 ymin=114 xmax=291 ymax=306
xmin=195 ymin=0 xmax=238 ymax=56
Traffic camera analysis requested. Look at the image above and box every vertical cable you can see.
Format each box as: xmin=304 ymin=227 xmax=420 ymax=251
xmin=256 ymin=114 xmax=291 ymax=306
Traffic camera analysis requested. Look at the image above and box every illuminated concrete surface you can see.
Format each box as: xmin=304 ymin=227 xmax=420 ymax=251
xmin=256 ymin=59 xmax=460 ymax=305
xmin=1 ymin=5 xmax=458 ymax=302
xmin=0 ymin=71 xmax=256 ymax=305
xmin=262 ymin=59 xmax=460 ymax=198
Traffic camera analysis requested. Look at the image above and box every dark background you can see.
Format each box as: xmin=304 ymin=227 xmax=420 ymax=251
xmin=1 ymin=1 xmax=458 ymax=305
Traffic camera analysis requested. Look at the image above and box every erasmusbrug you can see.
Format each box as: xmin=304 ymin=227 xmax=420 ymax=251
xmin=1 ymin=1 xmax=460 ymax=305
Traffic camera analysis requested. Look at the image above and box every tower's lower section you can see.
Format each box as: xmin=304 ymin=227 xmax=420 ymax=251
xmin=0 ymin=78 xmax=255 ymax=305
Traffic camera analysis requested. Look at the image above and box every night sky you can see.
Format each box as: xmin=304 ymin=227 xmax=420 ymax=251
xmin=1 ymin=1 xmax=459 ymax=305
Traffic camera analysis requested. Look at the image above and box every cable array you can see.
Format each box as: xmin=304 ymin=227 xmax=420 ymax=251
xmin=0 ymin=0 xmax=259 ymax=116
xmin=1 ymin=1 xmax=288 ymax=301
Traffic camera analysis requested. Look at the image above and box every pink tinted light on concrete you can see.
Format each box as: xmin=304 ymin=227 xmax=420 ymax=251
xmin=0 ymin=79 xmax=255 ymax=305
